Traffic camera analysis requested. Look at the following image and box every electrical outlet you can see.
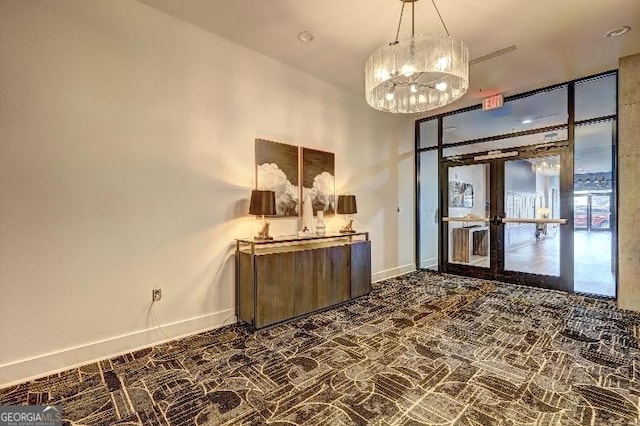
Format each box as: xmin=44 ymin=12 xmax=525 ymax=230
xmin=152 ymin=288 xmax=162 ymax=302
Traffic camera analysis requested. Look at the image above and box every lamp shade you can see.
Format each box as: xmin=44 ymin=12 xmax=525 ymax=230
xmin=249 ymin=190 xmax=276 ymax=216
xmin=337 ymin=195 xmax=357 ymax=215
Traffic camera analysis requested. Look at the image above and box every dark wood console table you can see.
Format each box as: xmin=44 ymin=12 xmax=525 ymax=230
xmin=235 ymin=232 xmax=371 ymax=329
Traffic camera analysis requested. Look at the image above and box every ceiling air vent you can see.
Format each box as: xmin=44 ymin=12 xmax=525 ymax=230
xmin=470 ymin=45 xmax=517 ymax=66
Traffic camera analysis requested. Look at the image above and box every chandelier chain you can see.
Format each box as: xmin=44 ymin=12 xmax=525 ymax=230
xmin=393 ymin=1 xmax=407 ymax=44
xmin=396 ymin=0 xmax=449 ymax=43
xmin=412 ymin=1 xmax=415 ymax=37
xmin=431 ymin=0 xmax=450 ymax=36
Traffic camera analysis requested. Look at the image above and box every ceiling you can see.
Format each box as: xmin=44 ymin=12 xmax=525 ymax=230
xmin=137 ymin=0 xmax=640 ymax=117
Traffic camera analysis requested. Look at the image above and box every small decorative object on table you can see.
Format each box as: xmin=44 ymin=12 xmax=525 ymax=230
xmin=535 ymin=207 xmax=550 ymax=240
xmin=249 ymin=190 xmax=276 ymax=240
xmin=315 ymin=210 xmax=326 ymax=236
xmin=337 ymin=194 xmax=357 ymax=233
xmin=299 ymin=194 xmax=315 ymax=236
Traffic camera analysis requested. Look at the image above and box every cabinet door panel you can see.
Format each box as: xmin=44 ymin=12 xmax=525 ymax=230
xmin=294 ymin=249 xmax=323 ymax=316
xmin=320 ymin=245 xmax=350 ymax=308
xmin=255 ymin=252 xmax=295 ymax=327
xmin=351 ymin=241 xmax=372 ymax=298
xmin=238 ymin=252 xmax=254 ymax=324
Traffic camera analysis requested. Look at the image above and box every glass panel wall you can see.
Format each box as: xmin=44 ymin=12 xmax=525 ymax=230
xmin=443 ymin=129 xmax=567 ymax=157
xmin=573 ymin=120 xmax=615 ymax=297
xmin=442 ymin=86 xmax=568 ymax=144
xmin=416 ymin=71 xmax=616 ymax=297
xmin=418 ymin=150 xmax=439 ymax=270
xmin=447 ymin=164 xmax=490 ymax=268
xmin=418 ymin=119 xmax=438 ymax=149
xmin=575 ymin=74 xmax=617 ymax=121
xmin=503 ymin=156 xmax=560 ymax=276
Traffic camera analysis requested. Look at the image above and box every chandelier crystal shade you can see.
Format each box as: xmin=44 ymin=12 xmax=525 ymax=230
xmin=531 ymin=159 xmax=560 ymax=176
xmin=364 ymin=0 xmax=469 ymax=114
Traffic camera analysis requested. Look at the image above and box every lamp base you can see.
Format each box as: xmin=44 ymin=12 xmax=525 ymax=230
xmin=254 ymin=236 xmax=274 ymax=241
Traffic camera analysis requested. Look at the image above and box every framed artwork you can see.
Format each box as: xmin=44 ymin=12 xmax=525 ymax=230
xmin=255 ymin=139 xmax=299 ymax=216
xmin=302 ymin=147 xmax=335 ymax=215
xmin=448 ymin=181 xmax=473 ymax=208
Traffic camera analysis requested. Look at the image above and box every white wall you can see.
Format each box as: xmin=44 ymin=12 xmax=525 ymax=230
xmin=0 ymin=0 xmax=415 ymax=385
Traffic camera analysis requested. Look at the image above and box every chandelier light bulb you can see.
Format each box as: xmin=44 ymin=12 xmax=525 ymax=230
xmin=385 ymin=90 xmax=395 ymax=101
xmin=436 ymin=56 xmax=451 ymax=71
xmin=401 ymin=65 xmax=416 ymax=77
xmin=410 ymin=83 xmax=418 ymax=93
xmin=435 ymin=82 xmax=448 ymax=91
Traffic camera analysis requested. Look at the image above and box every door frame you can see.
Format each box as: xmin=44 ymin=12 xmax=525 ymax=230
xmin=439 ymin=143 xmax=573 ymax=292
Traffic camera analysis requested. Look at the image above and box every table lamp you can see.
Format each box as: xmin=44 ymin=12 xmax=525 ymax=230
xmin=249 ymin=190 xmax=276 ymax=240
xmin=337 ymin=194 xmax=357 ymax=233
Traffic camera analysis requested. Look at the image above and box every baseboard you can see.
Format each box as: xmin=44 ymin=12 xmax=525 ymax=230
xmin=419 ymin=258 xmax=438 ymax=269
xmin=0 ymin=309 xmax=236 ymax=388
xmin=372 ymin=264 xmax=416 ymax=283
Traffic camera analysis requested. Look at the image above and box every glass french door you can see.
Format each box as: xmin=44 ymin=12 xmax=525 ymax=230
xmin=441 ymin=147 xmax=571 ymax=291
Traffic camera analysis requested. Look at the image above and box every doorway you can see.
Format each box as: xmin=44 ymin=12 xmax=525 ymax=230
xmin=441 ymin=146 xmax=570 ymax=291
xmin=416 ymin=72 xmax=618 ymax=298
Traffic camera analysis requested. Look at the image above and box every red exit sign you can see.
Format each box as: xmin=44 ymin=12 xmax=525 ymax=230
xmin=482 ymin=94 xmax=504 ymax=111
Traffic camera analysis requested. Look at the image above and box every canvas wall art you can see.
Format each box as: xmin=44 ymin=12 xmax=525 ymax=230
xmin=255 ymin=139 xmax=299 ymax=216
xmin=302 ymin=148 xmax=335 ymax=215
xmin=449 ymin=181 xmax=474 ymax=208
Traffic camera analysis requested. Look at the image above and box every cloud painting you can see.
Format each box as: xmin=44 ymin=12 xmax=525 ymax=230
xmin=302 ymin=148 xmax=335 ymax=216
xmin=255 ymin=139 xmax=299 ymax=216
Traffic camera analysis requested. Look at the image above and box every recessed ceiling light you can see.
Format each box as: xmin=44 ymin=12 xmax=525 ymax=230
xmin=296 ymin=31 xmax=314 ymax=43
xmin=522 ymin=119 xmax=533 ymax=124
xmin=604 ymin=26 xmax=631 ymax=38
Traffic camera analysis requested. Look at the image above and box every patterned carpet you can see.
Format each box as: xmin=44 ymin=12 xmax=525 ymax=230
xmin=2 ymin=271 xmax=639 ymax=425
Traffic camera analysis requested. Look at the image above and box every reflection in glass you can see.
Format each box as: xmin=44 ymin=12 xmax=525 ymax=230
xmin=418 ymin=119 xmax=438 ymax=149
xmin=443 ymin=86 xmax=568 ymax=144
xmin=590 ymin=195 xmax=611 ymax=230
xmin=419 ymin=151 xmax=439 ymax=270
xmin=574 ymin=121 xmax=614 ymax=296
xmin=574 ymin=196 xmax=588 ymax=230
xmin=443 ymin=129 xmax=568 ymax=158
xmin=575 ymin=74 xmax=616 ymax=122
xmin=447 ymin=164 xmax=489 ymax=268
xmin=504 ymin=156 xmax=560 ymax=276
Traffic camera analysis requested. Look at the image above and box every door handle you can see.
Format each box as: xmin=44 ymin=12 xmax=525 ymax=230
xmin=490 ymin=214 xmax=504 ymax=225
xmin=500 ymin=218 xmax=568 ymax=225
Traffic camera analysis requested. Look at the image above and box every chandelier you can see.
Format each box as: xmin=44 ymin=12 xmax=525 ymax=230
xmin=531 ymin=159 xmax=560 ymax=175
xmin=364 ymin=0 xmax=469 ymax=114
